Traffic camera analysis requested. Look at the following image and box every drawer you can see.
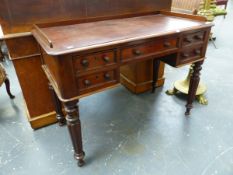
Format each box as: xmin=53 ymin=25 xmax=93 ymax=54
xmin=74 ymin=50 xmax=116 ymax=72
xmin=77 ymin=69 xmax=118 ymax=93
xmin=121 ymin=37 xmax=178 ymax=61
xmin=182 ymin=31 xmax=205 ymax=47
xmin=178 ymin=47 xmax=203 ymax=65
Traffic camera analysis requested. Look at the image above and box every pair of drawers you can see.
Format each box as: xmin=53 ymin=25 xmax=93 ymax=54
xmin=73 ymin=51 xmax=118 ymax=94
xmin=178 ymin=30 xmax=206 ymax=65
xmin=163 ymin=30 xmax=207 ymax=66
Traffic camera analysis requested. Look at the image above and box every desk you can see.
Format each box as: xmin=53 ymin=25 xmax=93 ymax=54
xmin=32 ymin=11 xmax=212 ymax=166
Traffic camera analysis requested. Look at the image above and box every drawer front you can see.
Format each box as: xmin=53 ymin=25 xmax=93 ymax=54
xmin=178 ymin=47 xmax=203 ymax=64
xmin=121 ymin=37 xmax=178 ymax=61
xmin=74 ymin=50 xmax=116 ymax=72
xmin=182 ymin=31 xmax=205 ymax=47
xmin=77 ymin=69 xmax=118 ymax=92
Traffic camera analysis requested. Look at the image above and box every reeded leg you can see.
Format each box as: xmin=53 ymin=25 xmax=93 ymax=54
xmin=64 ymin=101 xmax=85 ymax=167
xmin=4 ymin=77 xmax=15 ymax=99
xmin=152 ymin=59 xmax=160 ymax=93
xmin=49 ymin=84 xmax=66 ymax=126
xmin=185 ymin=61 xmax=203 ymax=116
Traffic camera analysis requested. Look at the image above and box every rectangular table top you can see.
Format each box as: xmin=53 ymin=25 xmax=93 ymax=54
xmin=32 ymin=13 xmax=211 ymax=55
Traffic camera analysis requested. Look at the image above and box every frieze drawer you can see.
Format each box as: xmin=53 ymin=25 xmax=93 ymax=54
xmin=77 ymin=69 xmax=118 ymax=94
xmin=121 ymin=37 xmax=178 ymax=62
xmin=74 ymin=50 xmax=117 ymax=73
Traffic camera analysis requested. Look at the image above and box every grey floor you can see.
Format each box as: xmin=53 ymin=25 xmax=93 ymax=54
xmin=1 ymin=3 xmax=233 ymax=175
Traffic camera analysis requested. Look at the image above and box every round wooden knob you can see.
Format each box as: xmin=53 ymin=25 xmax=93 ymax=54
xmin=104 ymin=73 xmax=111 ymax=80
xmin=195 ymin=35 xmax=203 ymax=40
xmin=182 ymin=53 xmax=189 ymax=58
xmin=164 ymin=42 xmax=171 ymax=48
xmin=84 ymin=79 xmax=91 ymax=86
xmin=132 ymin=49 xmax=142 ymax=56
xmin=81 ymin=59 xmax=89 ymax=67
xmin=184 ymin=38 xmax=192 ymax=43
xmin=103 ymin=56 xmax=110 ymax=63
xmin=194 ymin=49 xmax=201 ymax=55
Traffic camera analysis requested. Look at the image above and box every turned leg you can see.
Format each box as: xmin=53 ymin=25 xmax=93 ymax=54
xmin=64 ymin=101 xmax=85 ymax=167
xmin=152 ymin=59 xmax=160 ymax=93
xmin=49 ymin=84 xmax=66 ymax=126
xmin=185 ymin=61 xmax=203 ymax=116
xmin=4 ymin=77 xmax=15 ymax=99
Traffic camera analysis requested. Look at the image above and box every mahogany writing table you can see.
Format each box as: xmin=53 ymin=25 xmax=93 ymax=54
xmin=32 ymin=11 xmax=213 ymax=166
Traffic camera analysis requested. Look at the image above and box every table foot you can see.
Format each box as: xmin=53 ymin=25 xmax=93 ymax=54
xmin=75 ymin=151 xmax=85 ymax=167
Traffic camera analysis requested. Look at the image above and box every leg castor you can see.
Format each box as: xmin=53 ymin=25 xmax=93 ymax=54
xmin=75 ymin=151 xmax=85 ymax=167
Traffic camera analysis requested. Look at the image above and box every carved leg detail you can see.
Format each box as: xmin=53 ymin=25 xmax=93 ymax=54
xmin=152 ymin=59 xmax=160 ymax=93
xmin=4 ymin=77 xmax=15 ymax=99
xmin=49 ymin=84 xmax=66 ymax=126
xmin=185 ymin=61 xmax=203 ymax=116
xmin=64 ymin=101 xmax=85 ymax=167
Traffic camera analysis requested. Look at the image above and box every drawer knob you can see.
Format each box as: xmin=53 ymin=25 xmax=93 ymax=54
xmin=182 ymin=53 xmax=189 ymax=58
xmin=194 ymin=49 xmax=201 ymax=55
xmin=103 ymin=56 xmax=110 ymax=63
xmin=104 ymin=73 xmax=111 ymax=80
xmin=184 ymin=38 xmax=192 ymax=43
xmin=81 ymin=59 xmax=89 ymax=67
xmin=132 ymin=49 xmax=142 ymax=56
xmin=195 ymin=35 xmax=203 ymax=40
xmin=164 ymin=42 xmax=171 ymax=48
xmin=84 ymin=80 xmax=91 ymax=86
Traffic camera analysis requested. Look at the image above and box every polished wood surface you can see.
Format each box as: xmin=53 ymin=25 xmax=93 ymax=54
xmin=0 ymin=0 xmax=171 ymax=129
xmin=33 ymin=11 xmax=212 ymax=166
xmin=33 ymin=13 xmax=209 ymax=55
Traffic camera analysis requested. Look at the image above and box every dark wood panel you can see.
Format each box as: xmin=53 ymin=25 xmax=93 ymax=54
xmin=0 ymin=0 xmax=172 ymax=34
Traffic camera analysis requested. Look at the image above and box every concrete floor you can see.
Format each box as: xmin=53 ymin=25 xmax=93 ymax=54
xmin=1 ymin=2 xmax=233 ymax=175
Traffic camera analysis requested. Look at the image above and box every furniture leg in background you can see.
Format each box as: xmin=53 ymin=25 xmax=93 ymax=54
xmin=0 ymin=63 xmax=15 ymax=99
xmin=64 ymin=101 xmax=85 ymax=167
xmin=48 ymin=84 xmax=66 ymax=126
xmin=152 ymin=59 xmax=161 ymax=93
xmin=4 ymin=77 xmax=15 ymax=99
